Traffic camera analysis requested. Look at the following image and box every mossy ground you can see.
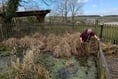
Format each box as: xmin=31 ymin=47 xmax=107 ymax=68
xmin=38 ymin=52 xmax=97 ymax=79
xmin=0 ymin=50 xmax=97 ymax=79
xmin=0 ymin=46 xmax=13 ymax=56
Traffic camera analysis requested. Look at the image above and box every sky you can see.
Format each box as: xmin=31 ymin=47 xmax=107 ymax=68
xmin=18 ymin=0 xmax=118 ymax=15
xmin=82 ymin=0 xmax=118 ymax=15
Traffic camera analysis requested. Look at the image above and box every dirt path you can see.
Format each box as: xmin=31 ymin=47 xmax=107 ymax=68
xmin=106 ymin=55 xmax=118 ymax=79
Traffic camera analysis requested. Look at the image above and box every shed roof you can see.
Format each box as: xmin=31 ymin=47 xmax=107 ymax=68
xmin=0 ymin=10 xmax=51 ymax=17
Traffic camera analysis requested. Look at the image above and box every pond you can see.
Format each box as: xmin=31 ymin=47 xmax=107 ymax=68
xmin=0 ymin=51 xmax=98 ymax=79
xmin=0 ymin=55 xmax=12 ymax=73
xmin=38 ymin=52 xmax=98 ymax=79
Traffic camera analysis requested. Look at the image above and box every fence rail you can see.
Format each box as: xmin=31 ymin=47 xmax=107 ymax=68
xmin=97 ymin=41 xmax=112 ymax=79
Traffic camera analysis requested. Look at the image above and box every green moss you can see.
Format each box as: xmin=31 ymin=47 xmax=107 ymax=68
xmin=0 ymin=46 xmax=11 ymax=51
xmin=78 ymin=57 xmax=88 ymax=66
xmin=0 ymin=46 xmax=13 ymax=56
xmin=38 ymin=52 xmax=97 ymax=79
xmin=0 ymin=52 xmax=97 ymax=79
xmin=0 ymin=73 xmax=9 ymax=79
xmin=0 ymin=51 xmax=12 ymax=56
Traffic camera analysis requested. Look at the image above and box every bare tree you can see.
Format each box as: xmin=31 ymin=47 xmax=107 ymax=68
xmin=55 ymin=0 xmax=70 ymax=23
xmin=54 ymin=0 xmax=83 ymax=24
xmin=55 ymin=3 xmax=65 ymax=22
xmin=69 ymin=0 xmax=83 ymax=23
xmin=63 ymin=0 xmax=68 ymax=22
xmin=24 ymin=1 xmax=40 ymax=11
xmin=48 ymin=10 xmax=60 ymax=24
xmin=0 ymin=0 xmax=7 ymax=13
xmin=42 ymin=0 xmax=56 ymax=6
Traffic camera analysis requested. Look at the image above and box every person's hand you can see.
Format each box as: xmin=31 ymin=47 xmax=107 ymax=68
xmin=94 ymin=35 xmax=100 ymax=41
xmin=80 ymin=37 xmax=83 ymax=43
xmin=97 ymin=38 xmax=100 ymax=41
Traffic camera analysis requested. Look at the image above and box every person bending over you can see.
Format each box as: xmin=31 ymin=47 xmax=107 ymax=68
xmin=80 ymin=28 xmax=99 ymax=43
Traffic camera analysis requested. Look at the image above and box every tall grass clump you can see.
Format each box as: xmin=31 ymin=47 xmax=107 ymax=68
xmin=45 ymin=34 xmax=61 ymax=51
xmin=9 ymin=48 xmax=49 ymax=79
xmin=53 ymin=38 xmax=71 ymax=57
xmin=49 ymin=32 xmax=82 ymax=57
xmin=1 ymin=36 xmax=45 ymax=49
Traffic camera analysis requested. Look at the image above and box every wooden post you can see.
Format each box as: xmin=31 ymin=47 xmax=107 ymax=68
xmin=36 ymin=14 xmax=46 ymax=34
xmin=99 ymin=24 xmax=104 ymax=40
xmin=36 ymin=14 xmax=46 ymax=23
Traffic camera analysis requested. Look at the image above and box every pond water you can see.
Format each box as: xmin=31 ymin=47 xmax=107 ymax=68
xmin=0 ymin=56 xmax=12 ymax=73
xmin=38 ymin=53 xmax=98 ymax=79
xmin=0 ymin=50 xmax=22 ymax=73
xmin=0 ymin=51 xmax=98 ymax=79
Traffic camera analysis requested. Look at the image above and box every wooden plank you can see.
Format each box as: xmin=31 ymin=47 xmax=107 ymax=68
xmin=0 ymin=10 xmax=50 ymax=17
xmin=97 ymin=41 xmax=112 ymax=79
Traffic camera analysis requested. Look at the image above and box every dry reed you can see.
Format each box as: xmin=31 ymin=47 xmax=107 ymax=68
xmin=1 ymin=32 xmax=93 ymax=57
xmin=1 ymin=32 xmax=100 ymax=79
xmin=45 ymin=34 xmax=61 ymax=51
xmin=1 ymin=36 xmax=45 ymax=49
xmin=53 ymin=39 xmax=71 ymax=57
xmin=11 ymin=47 xmax=49 ymax=79
xmin=52 ymin=32 xmax=82 ymax=57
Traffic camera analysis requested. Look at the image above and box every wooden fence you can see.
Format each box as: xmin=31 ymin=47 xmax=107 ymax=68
xmin=97 ymin=41 xmax=112 ymax=79
xmin=0 ymin=23 xmax=118 ymax=44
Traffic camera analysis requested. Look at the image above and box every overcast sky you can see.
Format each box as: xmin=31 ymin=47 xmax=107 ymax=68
xmin=18 ymin=0 xmax=118 ymax=15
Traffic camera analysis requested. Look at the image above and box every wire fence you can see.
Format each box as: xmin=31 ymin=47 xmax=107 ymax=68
xmin=0 ymin=23 xmax=118 ymax=44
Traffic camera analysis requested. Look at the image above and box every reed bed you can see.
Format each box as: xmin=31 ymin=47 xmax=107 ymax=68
xmin=1 ymin=32 xmax=95 ymax=57
xmin=0 ymin=32 xmax=101 ymax=79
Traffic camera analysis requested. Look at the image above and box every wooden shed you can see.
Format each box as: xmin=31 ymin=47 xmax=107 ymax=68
xmin=0 ymin=10 xmax=51 ymax=23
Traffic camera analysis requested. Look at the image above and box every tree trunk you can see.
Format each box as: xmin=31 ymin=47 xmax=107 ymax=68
xmin=1 ymin=0 xmax=20 ymax=40
xmin=71 ymin=15 xmax=75 ymax=27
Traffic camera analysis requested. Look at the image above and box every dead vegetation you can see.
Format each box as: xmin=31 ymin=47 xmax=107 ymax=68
xmin=1 ymin=36 xmax=45 ymax=49
xmin=1 ymin=32 xmax=96 ymax=57
xmin=1 ymin=32 xmax=111 ymax=79
xmin=101 ymin=42 xmax=118 ymax=56
xmin=10 ymin=48 xmax=49 ymax=79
